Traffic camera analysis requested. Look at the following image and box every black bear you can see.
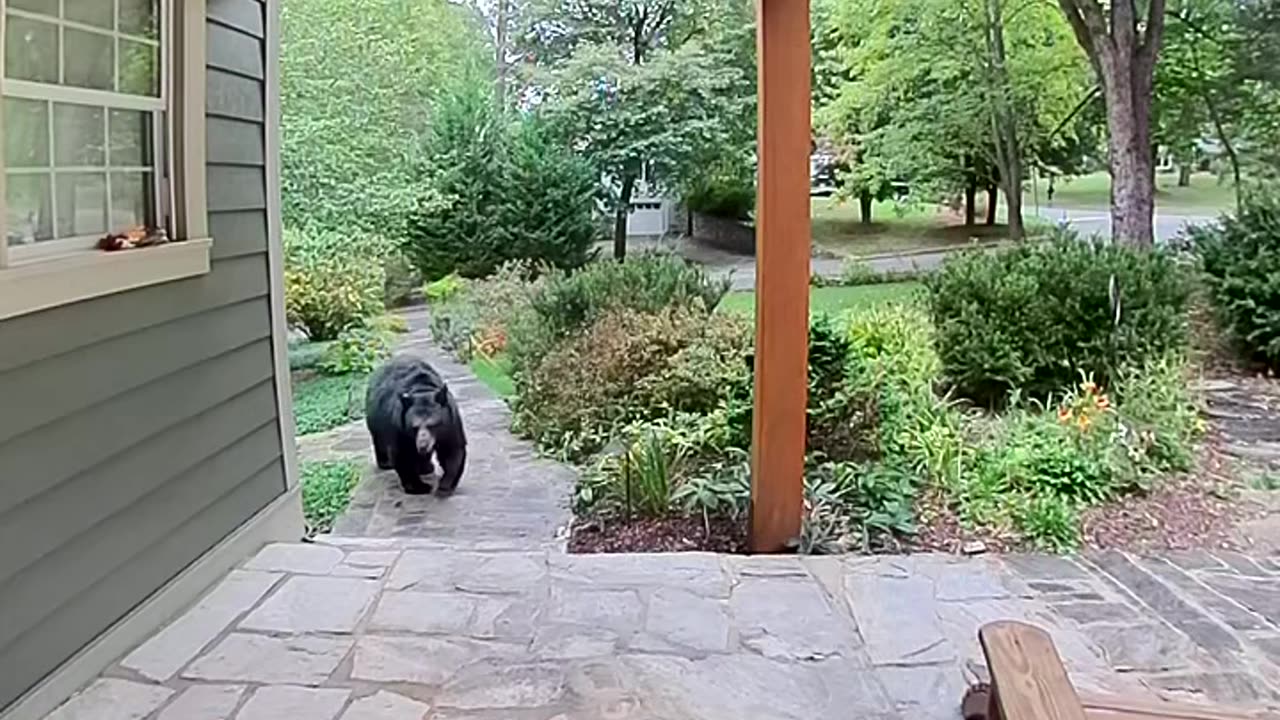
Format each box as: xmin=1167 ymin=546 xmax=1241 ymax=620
xmin=365 ymin=355 xmax=467 ymax=495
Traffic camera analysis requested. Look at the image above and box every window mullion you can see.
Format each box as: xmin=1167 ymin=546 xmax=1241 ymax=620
xmin=1 ymin=0 xmax=8 ymax=267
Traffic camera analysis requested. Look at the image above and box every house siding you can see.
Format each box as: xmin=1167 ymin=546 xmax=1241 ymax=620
xmin=0 ymin=0 xmax=287 ymax=711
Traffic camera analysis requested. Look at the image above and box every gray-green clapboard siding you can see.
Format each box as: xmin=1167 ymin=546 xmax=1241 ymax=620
xmin=0 ymin=0 xmax=286 ymax=710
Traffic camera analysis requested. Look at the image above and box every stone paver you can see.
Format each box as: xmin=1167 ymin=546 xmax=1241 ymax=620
xmin=45 ymin=542 xmax=1280 ymax=719
xmin=300 ymin=308 xmax=574 ymax=546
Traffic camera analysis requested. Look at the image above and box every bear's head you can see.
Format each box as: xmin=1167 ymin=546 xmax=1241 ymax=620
xmin=400 ymin=386 xmax=451 ymax=457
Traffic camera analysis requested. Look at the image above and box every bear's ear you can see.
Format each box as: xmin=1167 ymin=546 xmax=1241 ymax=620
xmin=435 ymin=386 xmax=449 ymax=405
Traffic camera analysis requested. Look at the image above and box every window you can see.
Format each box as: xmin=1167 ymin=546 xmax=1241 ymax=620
xmin=0 ymin=0 xmax=209 ymax=319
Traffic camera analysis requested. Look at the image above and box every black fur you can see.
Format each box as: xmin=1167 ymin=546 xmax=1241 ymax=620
xmin=365 ymin=355 xmax=467 ymax=495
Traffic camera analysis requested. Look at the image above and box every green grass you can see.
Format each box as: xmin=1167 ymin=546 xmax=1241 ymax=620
xmin=1028 ymin=171 xmax=1235 ymax=213
xmin=301 ymin=460 xmax=362 ymax=535
xmin=292 ymin=372 xmax=368 ymax=435
xmin=717 ymin=282 xmax=926 ymax=318
xmin=470 ymin=353 xmax=516 ymax=398
xmin=811 ymin=197 xmax=1021 ymax=258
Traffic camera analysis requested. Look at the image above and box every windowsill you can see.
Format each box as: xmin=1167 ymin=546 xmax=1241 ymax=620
xmin=0 ymin=238 xmax=212 ymax=321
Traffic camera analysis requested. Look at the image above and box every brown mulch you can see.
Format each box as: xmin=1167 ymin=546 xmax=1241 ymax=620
xmin=569 ymin=515 xmax=747 ymax=554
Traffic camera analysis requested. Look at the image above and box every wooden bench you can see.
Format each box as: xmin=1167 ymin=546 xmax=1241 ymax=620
xmin=964 ymin=621 xmax=1268 ymax=720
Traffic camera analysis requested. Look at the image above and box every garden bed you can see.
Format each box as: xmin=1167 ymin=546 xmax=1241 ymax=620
xmin=423 ymin=240 xmax=1277 ymax=557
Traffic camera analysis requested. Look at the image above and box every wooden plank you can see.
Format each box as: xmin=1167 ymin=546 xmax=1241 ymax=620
xmin=749 ymin=0 xmax=811 ymax=553
xmin=0 ymin=423 xmax=281 ymax=654
xmin=1081 ymin=694 xmax=1262 ymax=720
xmin=0 ymin=341 xmax=275 ymax=518
xmin=208 ymin=0 xmax=264 ymax=38
xmin=979 ymin=621 xmax=1089 ymax=720
xmin=0 ymin=380 xmax=278 ymax=585
xmin=0 ymin=459 xmax=283 ymax=710
xmin=206 ymin=68 xmax=263 ymax=122
xmin=209 ymin=210 xmax=269 ymax=260
xmin=206 ymin=21 xmax=264 ymax=79
xmin=207 ymin=116 xmax=265 ymax=167
xmin=208 ymin=165 xmax=267 ymax=212
xmin=0 ymin=254 xmax=269 ymax=374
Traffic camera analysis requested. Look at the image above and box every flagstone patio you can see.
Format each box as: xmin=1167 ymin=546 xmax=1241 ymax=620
xmin=43 ymin=538 xmax=1280 ymax=720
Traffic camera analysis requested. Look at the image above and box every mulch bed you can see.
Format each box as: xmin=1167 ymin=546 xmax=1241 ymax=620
xmin=569 ymin=515 xmax=747 ymax=554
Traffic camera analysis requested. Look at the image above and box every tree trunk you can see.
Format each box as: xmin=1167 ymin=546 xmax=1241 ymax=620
xmin=965 ymin=180 xmax=977 ymax=226
xmin=1199 ymin=87 xmax=1243 ymax=215
xmin=1057 ymin=0 xmax=1166 ymax=248
xmin=494 ymin=0 xmax=509 ymax=107
xmin=613 ymin=174 xmax=637 ymax=260
xmin=1177 ymin=163 xmax=1192 ymax=187
xmin=986 ymin=185 xmax=998 ymax=225
xmin=984 ymin=0 xmax=1025 ymax=241
xmin=859 ymin=190 xmax=873 ymax=224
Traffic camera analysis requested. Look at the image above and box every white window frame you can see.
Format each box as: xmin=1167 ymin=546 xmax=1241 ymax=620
xmin=0 ymin=0 xmax=210 ymax=321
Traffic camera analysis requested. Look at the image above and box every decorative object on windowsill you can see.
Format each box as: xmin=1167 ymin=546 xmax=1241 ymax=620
xmin=98 ymin=226 xmax=170 ymax=252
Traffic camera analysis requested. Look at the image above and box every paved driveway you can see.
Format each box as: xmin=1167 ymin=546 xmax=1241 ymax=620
xmin=1034 ymin=206 xmax=1218 ymax=244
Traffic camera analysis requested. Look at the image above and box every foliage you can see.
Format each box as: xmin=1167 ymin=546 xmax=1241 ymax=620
xmin=405 ymin=85 xmax=601 ymax=280
xmin=509 ymin=254 xmax=731 ymax=374
xmin=800 ymin=462 xmax=918 ymax=554
xmin=383 ymin=251 xmax=423 ymax=308
xmin=293 ymin=372 xmax=368 ymax=435
xmin=514 ymin=305 xmax=752 ymax=459
xmin=928 ymin=234 xmax=1193 ymax=404
xmin=319 ymin=326 xmax=393 ymax=376
xmin=283 ymin=228 xmax=388 ymax=342
xmin=1190 ymin=191 xmax=1280 ymax=367
xmin=425 ymin=273 xmax=465 ymax=303
xmin=429 ymin=260 xmax=549 ymax=362
xmin=281 ymin=0 xmax=489 ymax=239
xmin=523 ymin=0 xmax=757 ymax=252
xmin=301 ymin=461 xmax=362 ymax=535
xmin=685 ymin=151 xmax=756 ymax=220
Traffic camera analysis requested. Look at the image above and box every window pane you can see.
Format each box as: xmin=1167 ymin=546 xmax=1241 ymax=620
xmin=55 ymin=172 xmax=108 ymax=237
xmin=109 ymin=110 xmax=153 ymax=167
xmin=64 ymin=28 xmax=113 ymax=91
xmin=118 ymin=40 xmax=158 ymax=97
xmin=4 ymin=98 xmax=51 ymax=168
xmin=9 ymin=0 xmax=59 ymax=17
xmin=53 ymin=103 xmax=105 ymax=166
xmin=65 ymin=0 xmax=113 ymax=29
xmin=5 ymin=15 xmax=59 ymax=84
xmin=119 ymin=0 xmax=159 ymax=40
xmin=6 ymin=174 xmax=54 ymax=244
xmin=110 ymin=172 xmax=154 ymax=230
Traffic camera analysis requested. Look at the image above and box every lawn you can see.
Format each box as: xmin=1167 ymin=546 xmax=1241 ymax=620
xmin=811 ymin=197 xmax=1039 ymax=258
xmin=1028 ymin=171 xmax=1235 ymax=213
xmin=470 ymin=354 xmax=516 ymax=398
xmin=292 ymin=372 xmax=368 ymax=435
xmin=717 ymin=282 xmax=925 ymax=318
xmin=300 ymin=460 xmax=361 ymax=535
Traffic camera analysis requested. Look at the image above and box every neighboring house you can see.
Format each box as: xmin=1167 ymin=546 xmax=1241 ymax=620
xmin=0 ymin=1 xmax=302 ymax=717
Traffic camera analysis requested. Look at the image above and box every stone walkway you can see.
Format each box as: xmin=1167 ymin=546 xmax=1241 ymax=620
xmin=297 ymin=308 xmax=574 ymax=546
xmin=46 ymin=540 xmax=1280 ymax=720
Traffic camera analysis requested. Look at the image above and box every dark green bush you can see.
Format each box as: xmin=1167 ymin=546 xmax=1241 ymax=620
xmin=927 ymin=234 xmax=1192 ymax=404
xmin=512 ymin=304 xmax=753 ymax=459
xmin=1189 ymin=191 xmax=1280 ymax=368
xmin=685 ymin=153 xmax=755 ymax=220
xmin=404 ymin=85 xmax=600 ymax=281
xmin=508 ymin=254 xmax=730 ymax=374
xmin=283 ymin=228 xmax=388 ymax=341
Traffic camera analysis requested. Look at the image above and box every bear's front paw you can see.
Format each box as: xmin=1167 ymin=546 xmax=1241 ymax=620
xmin=400 ymin=478 xmax=434 ymax=495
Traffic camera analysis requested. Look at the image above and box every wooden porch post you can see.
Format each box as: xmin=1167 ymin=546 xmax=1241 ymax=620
xmin=750 ymin=0 xmax=811 ymax=553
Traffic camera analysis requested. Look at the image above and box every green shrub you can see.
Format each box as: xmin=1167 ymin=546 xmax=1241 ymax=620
xmin=319 ymin=326 xmax=392 ymax=375
xmin=404 ymin=85 xmax=600 ymax=281
xmin=425 ymin=273 xmax=464 ymax=303
xmin=1189 ymin=191 xmax=1280 ymax=368
xmin=513 ymin=305 xmax=753 ymax=460
xmin=283 ymin=228 xmax=388 ymax=341
xmin=1112 ymin=354 xmax=1204 ymax=472
xmin=429 ymin=261 xmax=547 ymax=362
xmin=383 ymin=251 xmax=422 ymax=308
xmin=800 ymin=462 xmax=917 ymax=554
xmin=927 ymin=234 xmax=1192 ymax=405
xmin=301 ymin=460 xmax=362 ymax=535
xmin=685 ymin=152 xmax=755 ymax=220
xmin=293 ymin=373 xmax=368 ymax=435
xmin=509 ymin=254 xmax=730 ymax=374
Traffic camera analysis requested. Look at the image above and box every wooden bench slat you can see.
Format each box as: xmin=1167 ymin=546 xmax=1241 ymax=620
xmin=980 ymin=620 xmax=1090 ymax=720
xmin=1081 ymin=693 xmax=1264 ymax=720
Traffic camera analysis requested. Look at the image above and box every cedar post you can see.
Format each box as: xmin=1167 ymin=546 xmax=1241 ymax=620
xmin=750 ymin=0 xmax=810 ymax=553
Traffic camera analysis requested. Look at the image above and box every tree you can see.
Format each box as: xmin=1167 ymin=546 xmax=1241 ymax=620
xmin=1057 ymin=0 xmax=1168 ymax=246
xmin=817 ymin=0 xmax=1089 ymax=233
xmin=517 ymin=0 xmax=755 ymax=258
xmin=281 ymin=0 xmax=490 ymax=239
